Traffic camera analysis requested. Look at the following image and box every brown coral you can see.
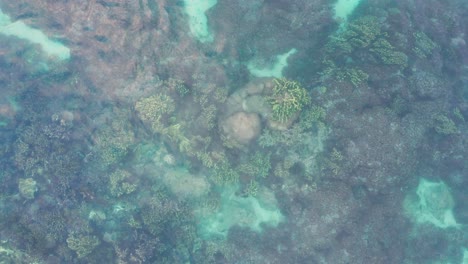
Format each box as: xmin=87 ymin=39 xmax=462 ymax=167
xmin=221 ymin=111 xmax=261 ymax=145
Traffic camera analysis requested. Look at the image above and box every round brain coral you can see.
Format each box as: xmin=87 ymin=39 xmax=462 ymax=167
xmin=221 ymin=111 xmax=261 ymax=145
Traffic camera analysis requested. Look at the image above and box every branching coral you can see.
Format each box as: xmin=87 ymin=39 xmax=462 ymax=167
xmin=238 ymin=151 xmax=271 ymax=178
xmin=135 ymin=93 xmax=175 ymax=133
xmin=140 ymin=196 xmax=191 ymax=236
xmin=18 ymin=178 xmax=37 ymax=199
xmin=93 ymin=108 xmax=135 ymax=167
xmin=242 ymin=180 xmax=259 ymax=197
xmin=109 ymin=169 xmax=138 ymax=197
xmin=327 ymin=15 xmax=382 ymax=54
xmin=324 ymin=15 xmax=408 ymax=85
xmin=346 ymin=16 xmax=382 ymax=48
xmin=370 ymin=38 xmax=408 ymax=67
xmin=212 ymin=161 xmax=239 ymax=185
xmin=432 ymin=114 xmax=459 ymax=135
xmin=334 ymin=67 xmax=369 ymax=87
xmin=299 ymin=105 xmax=327 ymax=130
xmin=267 ymin=78 xmax=310 ymax=123
xmin=66 ymin=234 xmax=100 ymax=258
xmin=413 ymin=31 xmax=437 ymax=59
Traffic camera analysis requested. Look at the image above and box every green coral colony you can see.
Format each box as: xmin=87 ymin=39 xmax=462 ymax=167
xmin=268 ymin=78 xmax=310 ymax=123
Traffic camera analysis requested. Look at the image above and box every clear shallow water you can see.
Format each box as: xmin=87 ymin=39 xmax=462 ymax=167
xmin=0 ymin=0 xmax=467 ymax=263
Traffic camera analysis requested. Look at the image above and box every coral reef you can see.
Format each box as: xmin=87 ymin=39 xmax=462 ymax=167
xmin=432 ymin=114 xmax=459 ymax=135
xmin=135 ymin=93 xmax=175 ymax=133
xmin=238 ymin=151 xmax=272 ymax=179
xmin=162 ymin=169 xmax=210 ymax=199
xmin=18 ymin=178 xmax=37 ymax=199
xmin=0 ymin=0 xmax=466 ymax=263
xmin=109 ymin=169 xmax=138 ymax=197
xmin=221 ymin=111 xmax=262 ymax=146
xmin=267 ymin=78 xmax=310 ymax=124
xmin=66 ymin=234 xmax=100 ymax=258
